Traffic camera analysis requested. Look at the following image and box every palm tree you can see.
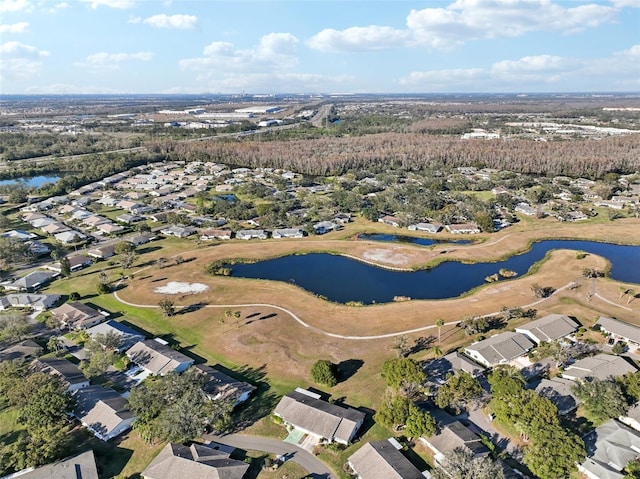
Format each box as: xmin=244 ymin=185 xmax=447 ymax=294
xmin=620 ymin=287 xmax=629 ymax=300
xmin=436 ymin=318 xmax=445 ymax=343
xmin=432 ymin=346 xmax=443 ymax=358
xmin=628 ymin=289 xmax=636 ymax=304
xmin=47 ymin=336 xmax=62 ymax=356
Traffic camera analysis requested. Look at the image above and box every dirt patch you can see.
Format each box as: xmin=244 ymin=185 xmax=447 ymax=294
xmin=153 ymin=281 xmax=209 ymax=295
xmin=362 ymin=248 xmax=411 ymax=266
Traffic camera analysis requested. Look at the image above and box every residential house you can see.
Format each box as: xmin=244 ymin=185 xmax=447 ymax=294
xmin=273 ymin=388 xmax=365 ymax=445
xmin=596 ymin=316 xmax=640 ymax=349
xmin=348 ymin=438 xmax=424 ymax=479
xmin=620 ymin=402 xmax=640 ymax=432
xmin=333 ymin=213 xmax=352 ymax=225
xmin=378 ymin=215 xmax=402 ymax=227
xmin=0 ymin=339 xmax=43 ymax=362
xmin=47 ymin=255 xmax=93 ymax=273
xmin=422 ymin=418 xmax=490 ymax=465
xmin=96 ymin=222 xmax=125 ymax=235
xmin=126 ymin=338 xmax=195 ymax=377
xmin=514 ymin=202 xmax=538 ymax=216
xmin=534 ymin=377 xmax=580 ymax=415
xmin=87 ymin=244 xmax=116 ymax=260
xmin=73 ymin=385 xmax=135 ymax=441
xmin=195 ymin=364 xmax=256 ymax=408
xmin=116 ymin=213 xmax=143 ymax=224
xmin=235 ymin=229 xmax=268 ymax=240
xmin=141 ymin=443 xmax=249 ymax=479
xmin=463 ymin=332 xmax=535 ymax=368
xmin=54 ymin=230 xmax=86 ymax=244
xmin=26 ymin=240 xmax=50 ymax=256
xmin=1 ymin=229 xmax=37 ymax=241
xmin=0 ymin=293 xmax=60 ymax=311
xmin=562 ymin=354 xmax=638 ymax=381
xmin=32 ymin=357 xmax=89 ymax=392
xmin=425 ymin=351 xmax=486 ymax=383
xmin=52 ymin=302 xmax=107 ymax=330
xmin=445 ymin=223 xmax=481 ymax=234
xmin=515 ymin=314 xmax=580 ymax=344
xmin=408 ymin=222 xmax=441 ymax=233
xmin=313 ymin=221 xmax=339 ymax=235
xmin=42 ymin=222 xmax=71 ymax=235
xmin=4 ymin=270 xmax=57 ymax=292
xmin=6 ymin=450 xmax=99 ymax=479
xmin=86 ymin=319 xmax=145 ymax=353
xmin=579 ymin=419 xmax=640 ymax=479
xmin=160 ymin=225 xmax=196 ymax=238
xmin=272 ymin=228 xmax=304 ymax=239
xmin=199 ymin=228 xmax=232 ymax=240
xmin=128 ymin=232 xmax=156 ymax=246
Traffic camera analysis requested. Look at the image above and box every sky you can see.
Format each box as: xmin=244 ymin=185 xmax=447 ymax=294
xmin=0 ymin=0 xmax=638 ymax=94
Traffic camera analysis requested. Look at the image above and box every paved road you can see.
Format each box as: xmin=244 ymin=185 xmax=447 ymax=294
xmin=206 ymin=433 xmax=335 ymax=479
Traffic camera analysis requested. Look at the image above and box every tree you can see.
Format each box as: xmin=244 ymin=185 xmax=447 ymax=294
xmin=310 ymin=360 xmax=338 ymax=387
xmin=391 ymin=335 xmax=409 ymax=358
xmin=120 ymin=250 xmax=137 ymax=270
xmin=158 ymin=298 xmax=176 ymax=317
xmin=0 ymin=314 xmax=32 ymax=342
xmin=531 ymin=283 xmax=554 ymax=299
xmin=404 ymin=404 xmax=436 ymax=437
xmin=624 ymin=459 xmax=640 ymax=479
xmin=431 ymin=447 xmax=505 ymax=479
xmin=59 ymin=256 xmax=71 ymax=278
xmin=96 ymin=271 xmax=110 ymax=295
xmin=523 ymin=425 xmax=585 ymax=479
xmin=128 ymin=368 xmax=232 ymax=443
xmin=436 ymin=318 xmax=445 ymax=343
xmin=80 ymin=349 xmax=116 ymax=378
xmin=618 ymin=372 xmax=640 ymax=403
xmin=572 ymin=378 xmax=628 ymax=422
xmin=47 ymin=336 xmax=63 ymax=356
xmin=459 ymin=316 xmax=489 ymax=336
xmin=435 ymin=371 xmax=484 ymax=414
xmin=374 ymin=394 xmax=411 ymax=432
xmin=381 ymin=358 xmax=425 ymax=390
xmin=114 ymin=241 xmax=135 ymax=255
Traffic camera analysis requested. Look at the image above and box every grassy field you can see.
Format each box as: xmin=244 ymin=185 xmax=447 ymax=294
xmin=29 ymin=216 xmax=640 ymax=477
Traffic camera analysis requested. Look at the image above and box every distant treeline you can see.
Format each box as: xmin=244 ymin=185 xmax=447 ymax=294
xmin=153 ymin=133 xmax=640 ymax=178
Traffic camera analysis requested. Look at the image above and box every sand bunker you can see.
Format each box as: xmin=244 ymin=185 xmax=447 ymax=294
xmin=362 ymin=248 xmax=410 ymax=266
xmin=154 ymin=282 xmax=209 ymax=295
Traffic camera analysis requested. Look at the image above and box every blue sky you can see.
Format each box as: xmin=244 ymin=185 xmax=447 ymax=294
xmin=0 ymin=0 xmax=638 ymax=94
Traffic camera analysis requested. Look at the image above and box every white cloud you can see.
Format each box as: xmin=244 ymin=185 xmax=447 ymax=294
xmin=0 ymin=0 xmax=32 ymax=13
xmin=307 ymin=26 xmax=409 ymax=52
xmin=180 ymin=33 xmax=299 ymax=72
xmin=398 ymin=47 xmax=640 ymax=91
xmin=0 ymin=41 xmax=48 ymax=80
xmin=612 ymin=0 xmax=640 ymax=7
xmin=308 ymin=0 xmax=621 ymax=53
xmin=46 ymin=2 xmax=69 ymax=13
xmin=79 ymin=0 xmax=135 ymax=9
xmin=77 ymin=51 xmax=153 ymax=71
xmin=142 ymin=14 xmax=198 ymax=30
xmin=0 ymin=22 xmax=28 ymax=33
xmin=85 ymin=51 xmax=153 ymax=64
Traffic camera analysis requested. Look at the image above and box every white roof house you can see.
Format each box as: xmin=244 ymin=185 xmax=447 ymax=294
xmin=463 ymin=332 xmax=535 ymax=368
xmin=579 ymin=419 xmax=640 ymax=479
xmin=515 ymin=314 xmax=580 ymax=344
xmin=73 ymin=385 xmax=135 ymax=441
xmin=126 ymin=339 xmax=194 ymax=376
xmin=348 ymin=439 xmax=424 ymax=479
xmin=596 ymin=316 xmax=640 ymax=347
xmin=273 ymin=388 xmax=365 ymax=445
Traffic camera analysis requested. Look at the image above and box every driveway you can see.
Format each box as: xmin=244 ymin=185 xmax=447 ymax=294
xmin=206 ymin=433 xmax=336 ymax=479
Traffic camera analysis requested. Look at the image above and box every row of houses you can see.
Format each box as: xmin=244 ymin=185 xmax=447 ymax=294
xmin=378 ymin=215 xmax=482 ymax=234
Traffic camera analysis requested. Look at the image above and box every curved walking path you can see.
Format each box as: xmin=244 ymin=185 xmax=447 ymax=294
xmin=113 ymin=278 xmax=577 ymax=340
xmin=205 ymin=433 xmax=335 ymax=478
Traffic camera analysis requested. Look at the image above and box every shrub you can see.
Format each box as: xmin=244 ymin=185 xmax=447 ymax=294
xmin=311 ymin=360 xmax=338 ymax=387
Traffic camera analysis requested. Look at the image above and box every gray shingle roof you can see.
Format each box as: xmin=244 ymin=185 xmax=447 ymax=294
xmin=464 ymin=332 xmax=534 ymax=366
xmin=9 ymin=450 xmax=99 ymax=479
xmin=195 ymin=364 xmax=255 ymax=406
xmin=126 ymin=339 xmax=194 ymax=375
xmin=563 ymin=353 xmax=638 ymax=381
xmin=74 ymin=385 xmax=134 ymax=440
xmin=33 ymin=357 xmax=88 ymax=387
xmin=535 ymin=377 xmax=579 ymax=414
xmin=580 ymin=419 xmax=640 ymax=479
xmin=273 ymin=390 xmax=365 ymax=443
xmin=423 ymin=420 xmax=490 ymax=459
xmin=597 ymin=316 xmax=640 ymax=345
xmin=348 ymin=440 xmax=423 ymax=479
xmin=515 ymin=314 xmax=579 ymax=343
xmin=142 ymin=443 xmax=249 ymax=479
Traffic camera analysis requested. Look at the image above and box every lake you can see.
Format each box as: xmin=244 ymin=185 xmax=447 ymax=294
xmin=0 ymin=175 xmax=60 ymax=188
xmin=227 ymin=240 xmax=640 ymax=304
xmin=358 ymin=233 xmax=472 ymax=246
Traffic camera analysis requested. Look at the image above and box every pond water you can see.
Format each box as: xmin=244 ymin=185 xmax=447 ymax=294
xmin=0 ymin=175 xmax=60 ymax=188
xmin=358 ymin=233 xmax=472 ymax=246
xmin=227 ymin=240 xmax=640 ymax=304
